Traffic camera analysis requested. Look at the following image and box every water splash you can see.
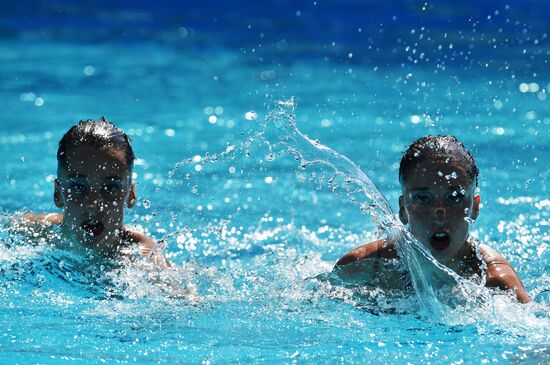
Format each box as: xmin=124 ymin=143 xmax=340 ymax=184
xmin=168 ymin=97 xmax=497 ymax=321
xmin=262 ymin=100 xmax=478 ymax=315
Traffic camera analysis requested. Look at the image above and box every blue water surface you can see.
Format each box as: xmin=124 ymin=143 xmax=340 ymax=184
xmin=0 ymin=1 xmax=549 ymax=364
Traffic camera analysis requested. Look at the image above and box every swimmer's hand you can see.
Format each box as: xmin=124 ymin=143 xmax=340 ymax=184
xmin=123 ymin=228 xmax=172 ymax=269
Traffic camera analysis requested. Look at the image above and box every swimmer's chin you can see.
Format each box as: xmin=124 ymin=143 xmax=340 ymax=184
xmin=58 ymin=226 xmax=127 ymax=257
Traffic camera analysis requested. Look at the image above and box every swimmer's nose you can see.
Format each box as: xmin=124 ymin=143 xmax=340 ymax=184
xmin=86 ymin=196 xmax=103 ymax=212
xmin=434 ymin=207 xmax=446 ymax=224
xmin=87 ymin=199 xmax=98 ymax=210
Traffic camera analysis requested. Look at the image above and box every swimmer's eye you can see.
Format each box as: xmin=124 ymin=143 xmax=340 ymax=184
xmin=68 ymin=182 xmax=88 ymax=195
xmin=447 ymin=191 xmax=465 ymax=204
xmin=102 ymin=183 xmax=122 ymax=195
xmin=412 ymin=192 xmax=432 ymax=205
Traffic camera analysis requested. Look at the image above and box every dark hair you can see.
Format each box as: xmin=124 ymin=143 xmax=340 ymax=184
xmin=399 ymin=135 xmax=479 ymax=186
xmin=57 ymin=117 xmax=135 ymax=176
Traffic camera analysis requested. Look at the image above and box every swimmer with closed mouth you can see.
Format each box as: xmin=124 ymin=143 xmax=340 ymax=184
xmin=333 ymin=135 xmax=530 ymax=303
xmin=19 ymin=118 xmax=170 ymax=267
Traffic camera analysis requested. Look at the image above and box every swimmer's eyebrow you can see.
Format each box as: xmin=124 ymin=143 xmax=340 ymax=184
xmin=102 ymin=176 xmax=123 ymax=181
xmin=66 ymin=174 xmax=87 ymax=179
xmin=409 ymin=186 xmax=466 ymax=193
xmin=409 ymin=187 xmax=431 ymax=192
xmin=446 ymin=184 xmax=468 ymax=191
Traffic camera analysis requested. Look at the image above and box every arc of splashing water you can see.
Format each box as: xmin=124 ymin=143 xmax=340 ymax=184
xmin=264 ymin=98 xmax=486 ymax=321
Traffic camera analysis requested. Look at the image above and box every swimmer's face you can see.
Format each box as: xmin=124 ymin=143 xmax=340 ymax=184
xmin=54 ymin=144 xmax=135 ymax=252
xmin=398 ymin=159 xmax=480 ymax=266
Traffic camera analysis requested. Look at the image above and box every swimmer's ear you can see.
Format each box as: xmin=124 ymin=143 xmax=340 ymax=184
xmin=471 ymin=194 xmax=480 ymax=220
xmin=398 ymin=195 xmax=408 ymax=224
xmin=54 ymin=179 xmax=64 ymax=208
xmin=127 ymin=181 xmax=136 ymax=208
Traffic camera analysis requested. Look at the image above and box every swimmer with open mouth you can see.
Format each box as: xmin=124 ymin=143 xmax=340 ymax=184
xmin=334 ymin=135 xmax=530 ymax=303
xmin=19 ymin=118 xmax=170 ymax=268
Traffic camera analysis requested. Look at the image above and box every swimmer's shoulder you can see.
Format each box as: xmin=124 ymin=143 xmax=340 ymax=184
xmin=11 ymin=213 xmax=63 ymax=234
xmin=335 ymin=239 xmax=397 ymax=267
xmin=122 ymin=227 xmax=172 ymax=269
xmin=332 ymin=239 xmax=399 ymax=283
xmin=479 ymin=243 xmax=531 ymax=303
xmin=21 ymin=213 xmax=63 ymax=225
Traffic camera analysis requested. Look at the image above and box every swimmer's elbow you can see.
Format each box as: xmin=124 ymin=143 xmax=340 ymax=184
xmin=486 ymin=268 xmax=531 ymax=303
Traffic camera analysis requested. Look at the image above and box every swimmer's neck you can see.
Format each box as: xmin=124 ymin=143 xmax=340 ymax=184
xmin=59 ymin=223 xmax=132 ymax=258
xmin=444 ymin=240 xmax=480 ymax=276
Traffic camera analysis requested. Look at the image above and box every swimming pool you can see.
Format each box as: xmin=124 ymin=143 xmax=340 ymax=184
xmin=1 ymin=1 xmax=549 ymax=363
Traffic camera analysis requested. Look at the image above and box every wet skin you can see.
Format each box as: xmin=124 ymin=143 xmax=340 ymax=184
xmin=334 ymin=157 xmax=530 ymax=302
xmin=54 ymin=144 xmax=136 ymax=254
xmin=398 ymin=159 xmax=480 ymax=273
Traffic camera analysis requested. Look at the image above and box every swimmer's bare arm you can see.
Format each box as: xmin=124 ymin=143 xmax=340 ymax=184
xmin=124 ymin=228 xmax=172 ymax=269
xmin=13 ymin=215 xmax=171 ymax=269
xmin=11 ymin=213 xmax=63 ymax=234
xmin=333 ymin=239 xmax=397 ymax=281
xmin=480 ymin=244 xmax=531 ymax=303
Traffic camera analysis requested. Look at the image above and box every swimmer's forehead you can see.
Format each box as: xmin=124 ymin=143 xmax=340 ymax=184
xmin=63 ymin=143 xmax=127 ymax=159
xmin=58 ymin=145 xmax=131 ymax=181
xmin=63 ymin=173 xmax=124 ymax=181
xmin=60 ymin=145 xmax=130 ymax=170
xmin=403 ymin=160 xmax=475 ymax=190
xmin=407 ymin=184 xmax=474 ymax=193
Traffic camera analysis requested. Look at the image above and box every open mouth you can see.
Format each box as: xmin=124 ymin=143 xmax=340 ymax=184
xmin=81 ymin=220 xmax=105 ymax=237
xmin=430 ymin=232 xmax=451 ymax=251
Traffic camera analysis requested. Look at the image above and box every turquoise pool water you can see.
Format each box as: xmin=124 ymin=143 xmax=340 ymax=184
xmin=1 ymin=1 xmax=549 ymax=363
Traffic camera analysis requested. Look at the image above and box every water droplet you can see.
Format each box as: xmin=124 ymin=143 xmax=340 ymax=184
xmin=143 ymin=200 xmax=151 ymax=209
xmin=245 ymin=111 xmax=257 ymax=121
xmin=410 ymin=115 xmax=421 ymax=124
xmin=83 ymin=65 xmax=95 ymax=76
xmin=445 ymin=171 xmax=457 ymax=180
xmin=519 ymin=83 xmax=529 ymax=93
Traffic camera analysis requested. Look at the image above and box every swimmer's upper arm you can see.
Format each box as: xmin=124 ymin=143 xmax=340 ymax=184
xmin=23 ymin=213 xmax=63 ymax=225
xmin=125 ymin=228 xmax=172 ymax=269
xmin=481 ymin=245 xmax=531 ymax=303
xmin=485 ymin=262 xmax=531 ymax=303
xmin=333 ymin=239 xmax=395 ymax=281
xmin=11 ymin=213 xmax=63 ymax=234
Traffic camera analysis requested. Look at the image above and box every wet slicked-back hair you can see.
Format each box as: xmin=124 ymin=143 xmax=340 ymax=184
xmin=57 ymin=117 xmax=135 ymax=177
xmin=399 ymin=135 xmax=479 ymax=186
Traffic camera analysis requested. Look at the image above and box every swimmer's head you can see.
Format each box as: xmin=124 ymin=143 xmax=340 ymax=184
xmin=399 ymin=135 xmax=478 ymax=187
xmin=398 ymin=135 xmax=481 ymax=266
xmin=57 ymin=117 xmax=135 ymax=179
xmin=54 ymin=118 xmax=136 ymax=252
